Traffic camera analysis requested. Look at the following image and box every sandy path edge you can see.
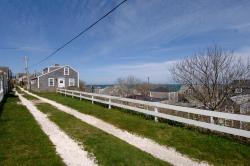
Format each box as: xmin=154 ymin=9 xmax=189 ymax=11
xmin=22 ymin=89 xmax=210 ymax=166
xmin=17 ymin=91 xmax=97 ymax=166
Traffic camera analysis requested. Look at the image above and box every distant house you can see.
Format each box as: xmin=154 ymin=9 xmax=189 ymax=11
xmin=0 ymin=66 xmax=12 ymax=93
xmin=231 ymin=80 xmax=250 ymax=95
xmin=15 ymin=73 xmax=28 ymax=86
xmin=230 ymin=80 xmax=250 ymax=114
xmin=0 ymin=70 xmax=7 ymax=95
xmin=30 ymin=64 xmax=79 ymax=92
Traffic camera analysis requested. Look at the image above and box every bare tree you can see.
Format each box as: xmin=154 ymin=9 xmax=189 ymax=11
xmin=170 ymin=45 xmax=249 ymax=110
xmin=136 ymin=82 xmax=151 ymax=96
xmin=79 ymin=80 xmax=86 ymax=91
xmin=115 ymin=75 xmax=151 ymax=97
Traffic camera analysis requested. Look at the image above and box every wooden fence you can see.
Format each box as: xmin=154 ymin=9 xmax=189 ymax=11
xmin=57 ymin=88 xmax=250 ymax=138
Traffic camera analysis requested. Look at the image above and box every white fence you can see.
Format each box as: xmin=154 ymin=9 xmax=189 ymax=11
xmin=0 ymin=90 xmax=3 ymax=103
xmin=57 ymin=88 xmax=250 ymax=138
xmin=0 ymin=80 xmax=3 ymax=103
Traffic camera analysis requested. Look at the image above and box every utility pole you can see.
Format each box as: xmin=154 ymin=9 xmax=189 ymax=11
xmin=24 ymin=56 xmax=30 ymax=90
xmin=147 ymin=76 xmax=150 ymax=97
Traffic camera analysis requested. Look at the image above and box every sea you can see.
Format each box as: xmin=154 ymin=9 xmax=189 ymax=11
xmin=86 ymin=84 xmax=182 ymax=92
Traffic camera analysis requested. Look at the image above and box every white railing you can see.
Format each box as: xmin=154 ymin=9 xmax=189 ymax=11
xmin=57 ymin=88 xmax=250 ymax=138
xmin=0 ymin=89 xmax=3 ymax=103
xmin=0 ymin=79 xmax=3 ymax=103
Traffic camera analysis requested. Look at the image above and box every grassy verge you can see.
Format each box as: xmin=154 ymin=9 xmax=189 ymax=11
xmin=36 ymin=92 xmax=250 ymax=166
xmin=0 ymin=94 xmax=64 ymax=166
xmin=22 ymin=93 xmax=39 ymax=100
xmin=15 ymin=87 xmax=38 ymax=100
xmin=35 ymin=102 xmax=169 ymax=166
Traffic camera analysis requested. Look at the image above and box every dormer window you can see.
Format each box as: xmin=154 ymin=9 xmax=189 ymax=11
xmin=64 ymin=67 xmax=69 ymax=75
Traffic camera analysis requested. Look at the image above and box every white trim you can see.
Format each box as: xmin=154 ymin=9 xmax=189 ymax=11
xmin=39 ymin=67 xmax=63 ymax=78
xmin=58 ymin=77 xmax=65 ymax=88
xmin=66 ymin=65 xmax=78 ymax=73
xmin=48 ymin=78 xmax=54 ymax=87
xmin=48 ymin=65 xmax=62 ymax=72
xmin=69 ymin=78 xmax=75 ymax=86
xmin=64 ymin=67 xmax=69 ymax=75
xmin=235 ymin=88 xmax=243 ymax=93
xmin=38 ymin=77 xmax=40 ymax=88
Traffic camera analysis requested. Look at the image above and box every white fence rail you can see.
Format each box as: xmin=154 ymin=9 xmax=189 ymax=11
xmin=0 ymin=90 xmax=3 ymax=103
xmin=0 ymin=79 xmax=3 ymax=103
xmin=57 ymin=88 xmax=250 ymax=138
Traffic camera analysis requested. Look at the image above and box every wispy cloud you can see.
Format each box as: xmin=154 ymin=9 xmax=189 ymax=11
xmin=1 ymin=0 xmax=250 ymax=83
xmin=0 ymin=46 xmax=55 ymax=52
xmin=86 ymin=60 xmax=178 ymax=84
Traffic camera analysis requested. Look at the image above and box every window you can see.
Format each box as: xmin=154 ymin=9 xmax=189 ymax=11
xmin=64 ymin=67 xmax=69 ymax=75
xmin=235 ymin=88 xmax=242 ymax=93
xmin=48 ymin=78 xmax=54 ymax=86
xmin=69 ymin=78 xmax=75 ymax=86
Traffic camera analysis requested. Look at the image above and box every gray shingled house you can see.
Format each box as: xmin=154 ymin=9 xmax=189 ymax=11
xmin=30 ymin=64 xmax=79 ymax=92
xmin=0 ymin=66 xmax=13 ymax=93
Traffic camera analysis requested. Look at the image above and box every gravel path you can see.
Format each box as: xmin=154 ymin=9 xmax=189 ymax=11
xmin=17 ymin=92 xmax=97 ymax=166
xmin=23 ymin=89 xmax=210 ymax=166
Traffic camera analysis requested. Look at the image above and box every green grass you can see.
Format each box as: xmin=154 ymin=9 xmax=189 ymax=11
xmin=22 ymin=93 xmax=39 ymax=100
xmin=0 ymin=94 xmax=65 ymax=166
xmin=36 ymin=92 xmax=250 ymax=166
xmin=35 ymin=103 xmax=169 ymax=166
xmin=15 ymin=87 xmax=38 ymax=100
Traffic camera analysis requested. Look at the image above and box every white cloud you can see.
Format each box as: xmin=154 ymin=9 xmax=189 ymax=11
xmin=235 ymin=46 xmax=250 ymax=60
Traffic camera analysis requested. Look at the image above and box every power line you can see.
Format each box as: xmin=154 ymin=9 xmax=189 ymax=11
xmin=31 ymin=0 xmax=128 ymax=68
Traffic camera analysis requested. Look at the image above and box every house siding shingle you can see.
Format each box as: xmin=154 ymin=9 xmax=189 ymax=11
xmin=31 ymin=66 xmax=78 ymax=92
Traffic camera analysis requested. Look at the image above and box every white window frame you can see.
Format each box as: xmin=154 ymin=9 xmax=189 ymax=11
xmin=69 ymin=78 xmax=75 ymax=86
xmin=48 ymin=78 xmax=54 ymax=87
xmin=64 ymin=67 xmax=69 ymax=75
xmin=235 ymin=88 xmax=242 ymax=93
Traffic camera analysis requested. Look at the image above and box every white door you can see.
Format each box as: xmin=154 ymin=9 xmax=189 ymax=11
xmin=58 ymin=78 xmax=65 ymax=88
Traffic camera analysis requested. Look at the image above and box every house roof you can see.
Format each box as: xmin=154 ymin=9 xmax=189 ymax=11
xmin=0 ymin=67 xmax=10 ymax=74
xmin=35 ymin=65 xmax=78 ymax=78
xmin=232 ymin=80 xmax=250 ymax=88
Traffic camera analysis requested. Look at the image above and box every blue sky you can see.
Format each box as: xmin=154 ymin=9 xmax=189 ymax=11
xmin=0 ymin=0 xmax=250 ymax=84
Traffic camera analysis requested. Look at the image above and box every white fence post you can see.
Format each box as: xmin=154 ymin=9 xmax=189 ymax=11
xmin=72 ymin=91 xmax=74 ymax=98
xmin=108 ymin=98 xmax=111 ymax=109
xmin=154 ymin=107 xmax=158 ymax=122
xmin=92 ymin=96 xmax=94 ymax=104
xmin=210 ymin=117 xmax=214 ymax=124
xmin=80 ymin=93 xmax=82 ymax=100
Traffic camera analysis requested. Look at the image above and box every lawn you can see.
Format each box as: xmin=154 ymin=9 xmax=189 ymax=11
xmin=0 ymin=94 xmax=65 ymax=166
xmin=35 ymin=103 xmax=169 ymax=166
xmin=36 ymin=92 xmax=250 ymax=166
